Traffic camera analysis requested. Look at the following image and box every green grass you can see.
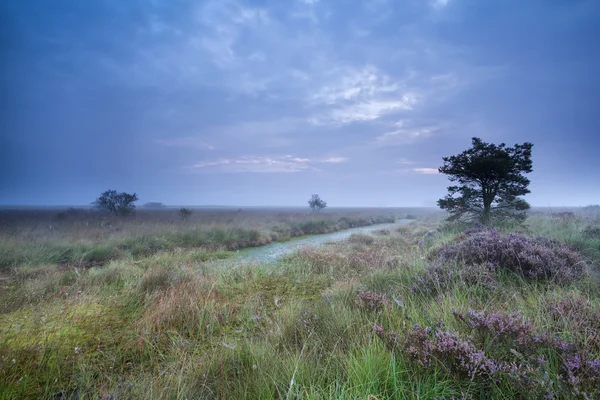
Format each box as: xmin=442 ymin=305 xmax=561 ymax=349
xmin=0 ymin=213 xmax=598 ymax=399
xmin=0 ymin=209 xmax=400 ymax=272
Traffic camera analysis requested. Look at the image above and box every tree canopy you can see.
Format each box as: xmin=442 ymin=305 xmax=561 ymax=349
xmin=308 ymin=194 xmax=327 ymax=212
xmin=437 ymin=137 xmax=533 ymax=224
xmin=93 ymin=190 xmax=138 ymax=216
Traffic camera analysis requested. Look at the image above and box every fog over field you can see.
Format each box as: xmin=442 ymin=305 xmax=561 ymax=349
xmin=1 ymin=0 xmax=599 ymax=207
xmin=1 ymin=1 xmax=600 ymax=399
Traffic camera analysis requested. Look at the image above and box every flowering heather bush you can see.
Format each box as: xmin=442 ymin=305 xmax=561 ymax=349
xmin=375 ymin=309 xmax=600 ymax=398
xmin=375 ymin=323 xmax=518 ymax=382
xmin=454 ymin=309 xmax=574 ymax=355
xmin=547 ymin=293 xmax=600 ymax=351
xmin=436 ymin=229 xmax=585 ymax=283
xmin=562 ymin=354 xmax=600 ymax=398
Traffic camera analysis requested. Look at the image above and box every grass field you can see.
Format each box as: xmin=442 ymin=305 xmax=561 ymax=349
xmin=0 ymin=208 xmax=599 ymax=399
xmin=0 ymin=207 xmax=424 ymax=273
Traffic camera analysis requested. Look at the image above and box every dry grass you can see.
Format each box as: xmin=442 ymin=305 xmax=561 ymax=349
xmin=0 ymin=207 xmax=412 ymax=272
xmin=0 ymin=210 xmax=599 ymax=399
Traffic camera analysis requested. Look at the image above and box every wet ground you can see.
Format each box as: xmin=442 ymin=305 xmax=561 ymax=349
xmin=232 ymin=220 xmax=412 ymax=264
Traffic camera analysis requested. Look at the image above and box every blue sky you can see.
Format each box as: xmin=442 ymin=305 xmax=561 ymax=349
xmin=1 ymin=0 xmax=599 ymax=207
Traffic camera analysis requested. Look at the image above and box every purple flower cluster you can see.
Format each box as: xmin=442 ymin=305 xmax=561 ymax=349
xmin=456 ymin=309 xmax=574 ymax=354
xmin=373 ymin=323 xmax=401 ymax=350
xmin=436 ymin=229 xmax=584 ymax=283
xmin=376 ymin=323 xmax=513 ymax=380
xmin=547 ymin=294 xmax=600 ymax=352
xmin=562 ymin=353 xmax=600 ymax=398
xmin=375 ymin=309 xmax=600 ymax=398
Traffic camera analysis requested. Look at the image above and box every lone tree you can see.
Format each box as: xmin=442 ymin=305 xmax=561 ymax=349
xmin=93 ymin=190 xmax=138 ymax=216
xmin=437 ymin=137 xmax=533 ymax=224
xmin=308 ymin=194 xmax=327 ymax=212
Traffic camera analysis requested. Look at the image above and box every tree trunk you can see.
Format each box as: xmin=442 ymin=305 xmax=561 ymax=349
xmin=482 ymin=202 xmax=491 ymax=224
xmin=482 ymin=186 xmax=493 ymax=224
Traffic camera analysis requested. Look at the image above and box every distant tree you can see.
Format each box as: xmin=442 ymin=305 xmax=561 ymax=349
xmin=437 ymin=137 xmax=533 ymax=224
xmin=93 ymin=190 xmax=138 ymax=216
xmin=143 ymin=202 xmax=166 ymax=209
xmin=179 ymin=207 xmax=193 ymax=220
xmin=308 ymin=194 xmax=327 ymax=212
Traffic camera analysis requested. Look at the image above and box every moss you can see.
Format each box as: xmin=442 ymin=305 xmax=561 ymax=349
xmin=0 ymin=298 xmax=141 ymax=398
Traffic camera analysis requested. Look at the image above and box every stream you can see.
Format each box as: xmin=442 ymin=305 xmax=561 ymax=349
xmin=231 ymin=219 xmax=412 ymax=265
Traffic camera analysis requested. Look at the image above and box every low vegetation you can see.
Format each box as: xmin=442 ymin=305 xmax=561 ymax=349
xmin=1 ymin=210 xmax=598 ymax=399
xmin=0 ymin=208 xmax=403 ymax=272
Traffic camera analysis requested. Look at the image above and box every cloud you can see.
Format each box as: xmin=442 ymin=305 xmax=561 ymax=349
xmin=374 ymin=122 xmax=439 ymax=146
xmin=325 ymin=99 xmax=417 ymax=124
xmin=188 ymin=155 xmax=313 ymax=173
xmin=53 ymin=0 xmax=502 ymax=170
xmin=397 ymin=158 xmax=415 ymax=165
xmin=321 ymin=157 xmax=348 ymax=163
xmin=311 ymin=66 xmax=402 ymax=105
xmin=412 ymin=168 xmax=439 ymax=174
xmin=309 ymin=66 xmax=422 ymax=124
xmin=187 ymin=153 xmax=349 ymax=173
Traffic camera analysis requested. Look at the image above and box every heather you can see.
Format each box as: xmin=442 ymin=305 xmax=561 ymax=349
xmin=375 ymin=309 xmax=600 ymax=398
xmin=1 ymin=209 xmax=599 ymax=399
xmin=435 ymin=228 xmax=585 ymax=283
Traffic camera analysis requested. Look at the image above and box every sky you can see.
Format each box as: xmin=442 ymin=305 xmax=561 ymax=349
xmin=1 ymin=0 xmax=599 ymax=207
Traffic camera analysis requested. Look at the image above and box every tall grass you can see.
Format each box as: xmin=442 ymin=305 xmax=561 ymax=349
xmin=0 ymin=213 xmax=598 ymax=399
xmin=0 ymin=208 xmax=403 ymax=272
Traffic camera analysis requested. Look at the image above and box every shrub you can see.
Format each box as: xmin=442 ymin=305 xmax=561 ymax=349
xmin=546 ymin=293 xmax=600 ymax=351
xmin=179 ymin=208 xmax=193 ymax=220
xmin=299 ymin=220 xmax=328 ymax=234
xmin=348 ymin=233 xmax=375 ymax=246
xmin=375 ymin=309 xmax=600 ymax=398
xmin=93 ymin=190 xmax=138 ymax=216
xmin=435 ymin=229 xmax=585 ymax=283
